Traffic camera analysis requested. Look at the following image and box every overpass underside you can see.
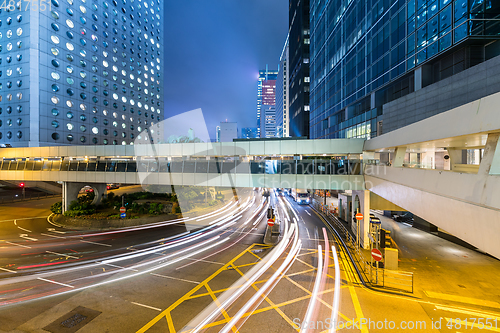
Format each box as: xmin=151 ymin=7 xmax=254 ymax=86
xmin=364 ymin=90 xmax=500 ymax=259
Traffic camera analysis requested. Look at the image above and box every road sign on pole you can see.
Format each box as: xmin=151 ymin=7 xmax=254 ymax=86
xmin=267 ymin=219 xmax=275 ymax=227
xmin=120 ymin=212 xmax=126 ymax=219
xmin=120 ymin=207 xmax=126 ymax=213
xmin=371 ymin=248 xmax=383 ymax=261
xmin=355 ymin=213 xmax=364 ymax=220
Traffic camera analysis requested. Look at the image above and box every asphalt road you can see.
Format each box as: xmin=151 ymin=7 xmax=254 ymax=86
xmin=0 ymin=190 xmax=499 ymax=332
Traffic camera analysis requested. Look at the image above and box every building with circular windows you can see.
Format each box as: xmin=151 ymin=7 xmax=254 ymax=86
xmin=0 ymin=0 xmax=164 ymax=146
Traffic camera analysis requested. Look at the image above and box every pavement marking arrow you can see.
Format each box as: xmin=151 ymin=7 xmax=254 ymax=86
xmin=47 ymin=228 xmax=66 ymax=234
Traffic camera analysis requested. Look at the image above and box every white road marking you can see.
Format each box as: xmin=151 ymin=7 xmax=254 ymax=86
xmin=305 ymin=210 xmax=311 ymax=216
xmin=47 ymin=228 xmax=66 ymax=234
xmin=0 ymin=216 xmax=48 ymax=224
xmin=150 ymin=273 xmax=199 ymax=284
xmin=99 ymin=262 xmax=138 ymax=272
xmin=40 ymin=233 xmax=66 ymax=239
xmin=46 ymin=251 xmax=80 ymax=259
xmin=186 ymin=258 xmax=224 ymax=265
xmin=130 ymin=302 xmax=162 ymax=312
xmin=37 ymin=277 xmax=74 ymax=288
xmin=403 ymin=223 xmax=412 ymax=227
xmin=17 ymin=226 xmax=32 ymax=233
xmin=0 ymin=267 xmax=17 ymax=273
xmin=19 ymin=235 xmax=38 ymax=241
xmin=3 ymin=241 xmax=31 ymax=249
xmin=80 ymin=240 xmax=112 ymax=247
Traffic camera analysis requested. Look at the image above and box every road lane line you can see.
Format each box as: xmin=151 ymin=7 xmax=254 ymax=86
xmin=186 ymin=258 xmax=224 ymax=265
xmin=19 ymin=235 xmax=38 ymax=241
xmin=3 ymin=241 xmax=31 ymax=249
xmin=100 ymin=262 xmax=138 ymax=272
xmin=0 ymin=216 xmax=48 ymax=223
xmin=80 ymin=240 xmax=112 ymax=247
xmin=37 ymin=277 xmax=74 ymax=288
xmin=47 ymin=228 xmax=66 ymax=234
xmin=436 ymin=305 xmax=500 ymax=320
xmin=40 ymin=233 xmax=66 ymax=239
xmin=47 ymin=213 xmax=64 ymax=228
xmin=305 ymin=210 xmax=311 ymax=216
xmin=17 ymin=226 xmax=32 ymax=233
xmin=425 ymin=290 xmax=500 ymax=308
xmin=46 ymin=251 xmax=80 ymax=259
xmin=131 ymin=302 xmax=162 ymax=312
xmin=150 ymin=273 xmax=199 ymax=284
xmin=0 ymin=267 xmax=17 ymax=273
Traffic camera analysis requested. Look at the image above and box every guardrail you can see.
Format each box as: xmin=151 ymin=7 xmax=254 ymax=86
xmin=312 ymin=199 xmax=413 ymax=293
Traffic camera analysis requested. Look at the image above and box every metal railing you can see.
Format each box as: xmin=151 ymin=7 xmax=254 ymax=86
xmin=312 ymin=199 xmax=414 ymax=293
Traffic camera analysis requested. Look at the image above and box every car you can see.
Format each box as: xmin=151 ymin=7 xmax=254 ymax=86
xmin=107 ymin=183 xmax=120 ymax=190
xmin=393 ymin=212 xmax=413 ymax=223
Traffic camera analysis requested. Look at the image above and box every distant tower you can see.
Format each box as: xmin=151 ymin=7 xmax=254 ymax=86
xmin=257 ymin=66 xmax=278 ymax=138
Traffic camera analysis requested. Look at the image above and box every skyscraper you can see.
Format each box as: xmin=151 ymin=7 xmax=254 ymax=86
xmin=276 ymin=35 xmax=289 ymax=138
xmin=0 ymin=0 xmax=164 ymax=147
xmin=309 ymin=0 xmax=500 ymax=139
xmin=256 ymin=67 xmax=278 ymax=137
xmin=260 ymin=77 xmax=277 ymax=138
xmin=288 ymin=0 xmax=310 ymax=138
xmin=218 ymin=121 xmax=238 ymax=142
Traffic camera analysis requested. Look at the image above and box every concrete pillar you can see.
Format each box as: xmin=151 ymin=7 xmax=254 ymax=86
xmin=392 ymin=146 xmax=407 ymax=167
xmin=447 ymin=148 xmax=464 ymax=171
xmin=62 ymin=182 xmax=107 ymax=213
xmin=352 ymin=190 xmax=371 ymax=249
xmin=479 ymin=133 xmax=500 ymax=175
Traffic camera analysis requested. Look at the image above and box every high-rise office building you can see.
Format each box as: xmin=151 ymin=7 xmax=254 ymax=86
xmin=260 ymin=77 xmax=277 ymax=138
xmin=215 ymin=126 xmax=221 ymax=142
xmin=218 ymin=121 xmax=238 ymax=142
xmin=241 ymin=127 xmax=259 ymax=139
xmin=276 ymin=36 xmax=289 ymax=138
xmin=0 ymin=0 xmax=164 ymax=147
xmin=309 ymin=0 xmax=500 ymax=139
xmin=257 ymin=67 xmax=278 ymax=137
xmin=288 ymin=0 xmax=310 ymax=138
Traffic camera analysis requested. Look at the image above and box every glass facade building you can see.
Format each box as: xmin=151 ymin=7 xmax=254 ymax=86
xmin=309 ymin=0 xmax=500 ymax=139
xmin=256 ymin=68 xmax=277 ymax=138
xmin=0 ymin=0 xmax=164 ymax=147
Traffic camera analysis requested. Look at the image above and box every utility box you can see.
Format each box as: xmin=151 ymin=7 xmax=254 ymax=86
xmin=384 ymin=248 xmax=398 ymax=270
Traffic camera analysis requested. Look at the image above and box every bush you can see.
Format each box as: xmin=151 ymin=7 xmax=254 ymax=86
xmin=50 ymin=201 xmax=62 ymax=214
xmin=209 ymin=200 xmax=218 ymax=206
xmin=174 ymin=206 xmax=182 ymax=214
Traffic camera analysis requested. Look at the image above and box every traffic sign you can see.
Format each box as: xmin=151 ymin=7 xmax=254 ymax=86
xmin=120 ymin=212 xmax=126 ymax=219
xmin=267 ymin=219 xmax=275 ymax=227
xmin=355 ymin=213 xmax=364 ymax=220
xmin=120 ymin=206 xmax=126 ymax=213
xmin=371 ymin=248 xmax=383 ymax=261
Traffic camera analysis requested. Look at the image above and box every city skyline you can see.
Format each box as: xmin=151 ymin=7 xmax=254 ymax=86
xmin=163 ymin=1 xmax=288 ymax=141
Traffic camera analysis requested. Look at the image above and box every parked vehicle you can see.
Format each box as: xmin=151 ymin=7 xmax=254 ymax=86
xmin=393 ymin=212 xmax=414 ymax=223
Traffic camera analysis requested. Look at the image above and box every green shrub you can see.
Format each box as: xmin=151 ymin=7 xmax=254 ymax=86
xmin=50 ymin=201 xmax=62 ymax=214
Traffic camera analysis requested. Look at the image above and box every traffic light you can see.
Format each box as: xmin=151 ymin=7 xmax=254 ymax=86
xmin=19 ymin=183 xmax=25 ymax=188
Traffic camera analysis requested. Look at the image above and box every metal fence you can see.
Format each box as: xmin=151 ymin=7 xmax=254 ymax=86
xmin=312 ymin=200 xmax=414 ymax=293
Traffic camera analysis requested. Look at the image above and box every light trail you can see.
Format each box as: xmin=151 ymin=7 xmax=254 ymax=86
xmin=329 ymin=245 xmax=341 ymax=333
xmin=302 ymin=244 xmax=323 ymax=333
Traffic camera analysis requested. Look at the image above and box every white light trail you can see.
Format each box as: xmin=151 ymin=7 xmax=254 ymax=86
xmin=302 ymin=244 xmax=323 ymax=333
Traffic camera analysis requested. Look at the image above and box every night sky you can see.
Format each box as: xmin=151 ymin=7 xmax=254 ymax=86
xmin=163 ymin=1 xmax=289 ymax=141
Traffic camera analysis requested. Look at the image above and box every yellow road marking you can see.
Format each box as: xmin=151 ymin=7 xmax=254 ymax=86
xmin=232 ymin=265 xmax=300 ymax=331
xmin=166 ymin=312 xmax=176 ymax=333
xmin=136 ymin=243 xmax=257 ymax=333
xmin=205 ymin=283 xmax=237 ymax=333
